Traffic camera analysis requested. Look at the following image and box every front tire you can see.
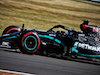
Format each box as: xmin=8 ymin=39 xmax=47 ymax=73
xmin=19 ymin=31 xmax=40 ymax=54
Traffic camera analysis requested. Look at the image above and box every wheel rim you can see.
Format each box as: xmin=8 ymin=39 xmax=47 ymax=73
xmin=24 ymin=35 xmax=37 ymax=50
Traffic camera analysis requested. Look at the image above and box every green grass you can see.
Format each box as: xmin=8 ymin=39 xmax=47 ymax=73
xmin=0 ymin=0 xmax=100 ymax=34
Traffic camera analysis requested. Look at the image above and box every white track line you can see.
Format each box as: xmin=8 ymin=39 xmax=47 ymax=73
xmin=0 ymin=69 xmax=36 ymax=75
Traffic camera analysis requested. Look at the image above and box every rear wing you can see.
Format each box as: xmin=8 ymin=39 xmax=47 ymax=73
xmin=81 ymin=20 xmax=100 ymax=33
xmin=81 ymin=24 xmax=100 ymax=33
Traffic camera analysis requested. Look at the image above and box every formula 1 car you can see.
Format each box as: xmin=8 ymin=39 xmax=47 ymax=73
xmin=72 ymin=20 xmax=100 ymax=58
xmin=0 ymin=25 xmax=40 ymax=54
xmin=0 ymin=20 xmax=100 ymax=58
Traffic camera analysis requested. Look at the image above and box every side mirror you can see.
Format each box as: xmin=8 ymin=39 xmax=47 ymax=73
xmin=21 ymin=24 xmax=24 ymax=31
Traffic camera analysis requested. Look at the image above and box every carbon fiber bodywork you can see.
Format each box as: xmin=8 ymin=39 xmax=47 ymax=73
xmin=0 ymin=22 xmax=100 ymax=58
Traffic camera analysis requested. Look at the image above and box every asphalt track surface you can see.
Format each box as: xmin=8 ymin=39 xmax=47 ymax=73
xmin=0 ymin=49 xmax=100 ymax=75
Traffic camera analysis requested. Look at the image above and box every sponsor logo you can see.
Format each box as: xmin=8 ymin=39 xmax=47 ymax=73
xmin=74 ymin=42 xmax=100 ymax=52
xmin=92 ymin=27 xmax=100 ymax=33
xmin=49 ymin=34 xmax=56 ymax=37
xmin=86 ymin=25 xmax=100 ymax=33
xmin=95 ymin=37 xmax=99 ymax=41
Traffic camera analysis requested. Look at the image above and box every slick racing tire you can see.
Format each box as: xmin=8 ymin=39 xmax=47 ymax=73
xmin=19 ymin=31 xmax=40 ymax=54
xmin=2 ymin=26 xmax=20 ymax=35
xmin=2 ymin=26 xmax=21 ymax=49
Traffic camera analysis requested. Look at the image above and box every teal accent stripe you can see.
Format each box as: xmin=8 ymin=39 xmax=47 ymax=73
xmin=72 ymin=47 xmax=78 ymax=53
xmin=2 ymin=36 xmax=17 ymax=40
xmin=78 ymin=53 xmax=100 ymax=57
xmin=72 ymin=47 xmax=100 ymax=57
xmin=55 ymin=39 xmax=61 ymax=44
xmin=39 ymin=34 xmax=65 ymax=46
xmin=39 ymin=34 xmax=54 ymax=40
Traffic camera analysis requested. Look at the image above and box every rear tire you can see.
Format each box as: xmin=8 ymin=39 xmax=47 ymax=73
xmin=2 ymin=26 xmax=21 ymax=49
xmin=2 ymin=26 xmax=20 ymax=34
xmin=19 ymin=31 xmax=40 ymax=54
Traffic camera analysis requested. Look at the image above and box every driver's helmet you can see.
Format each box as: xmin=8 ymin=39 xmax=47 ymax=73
xmin=80 ymin=20 xmax=93 ymax=34
xmin=82 ymin=20 xmax=89 ymax=25
xmin=80 ymin=20 xmax=89 ymax=31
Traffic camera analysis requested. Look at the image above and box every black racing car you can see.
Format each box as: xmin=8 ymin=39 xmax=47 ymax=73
xmin=0 ymin=24 xmax=41 ymax=54
xmin=0 ymin=20 xmax=100 ymax=58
